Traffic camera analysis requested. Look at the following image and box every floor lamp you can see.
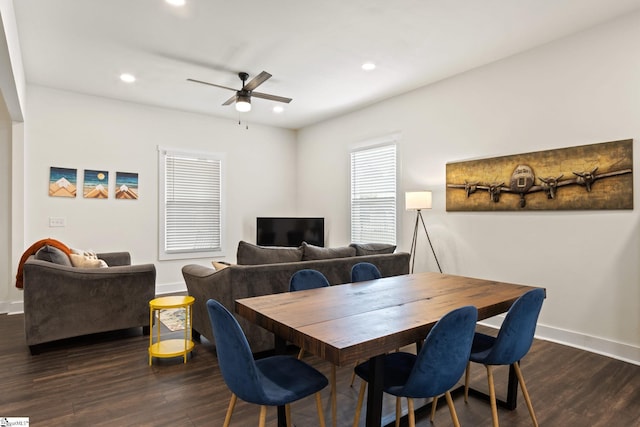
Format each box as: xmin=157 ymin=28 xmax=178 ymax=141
xmin=406 ymin=191 xmax=442 ymax=274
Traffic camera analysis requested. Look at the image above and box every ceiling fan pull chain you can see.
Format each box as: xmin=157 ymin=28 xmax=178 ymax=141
xmin=237 ymin=113 xmax=249 ymax=130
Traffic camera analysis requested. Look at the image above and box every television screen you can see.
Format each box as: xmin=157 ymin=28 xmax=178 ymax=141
xmin=257 ymin=217 xmax=324 ymax=247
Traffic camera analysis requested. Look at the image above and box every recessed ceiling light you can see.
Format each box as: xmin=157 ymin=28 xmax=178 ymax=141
xmin=272 ymin=106 xmax=284 ymax=114
xmin=120 ymin=73 xmax=136 ymax=83
xmin=166 ymin=0 xmax=186 ymax=6
xmin=362 ymin=62 xmax=376 ymax=71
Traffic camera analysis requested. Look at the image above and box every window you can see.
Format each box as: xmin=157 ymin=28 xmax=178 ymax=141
xmin=350 ymin=143 xmax=397 ymax=245
xmin=158 ymin=148 xmax=224 ymax=260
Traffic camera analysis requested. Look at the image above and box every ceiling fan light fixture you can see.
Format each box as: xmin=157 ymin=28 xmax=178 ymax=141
xmin=236 ymin=94 xmax=251 ymax=112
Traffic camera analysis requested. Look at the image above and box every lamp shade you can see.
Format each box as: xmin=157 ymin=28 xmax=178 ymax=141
xmin=405 ymin=191 xmax=432 ymax=210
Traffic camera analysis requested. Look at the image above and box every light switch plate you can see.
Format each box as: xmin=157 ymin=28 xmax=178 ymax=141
xmin=49 ymin=217 xmax=66 ymax=227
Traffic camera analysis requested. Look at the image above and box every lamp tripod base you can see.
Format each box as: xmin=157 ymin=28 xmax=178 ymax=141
xmin=409 ymin=210 xmax=442 ymax=274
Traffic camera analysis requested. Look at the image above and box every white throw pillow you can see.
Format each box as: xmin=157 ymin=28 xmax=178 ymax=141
xmin=212 ymin=261 xmax=232 ymax=271
xmin=69 ymin=250 xmax=108 ymax=268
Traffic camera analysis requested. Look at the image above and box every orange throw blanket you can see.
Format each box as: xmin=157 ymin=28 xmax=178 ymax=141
xmin=15 ymin=238 xmax=71 ymax=289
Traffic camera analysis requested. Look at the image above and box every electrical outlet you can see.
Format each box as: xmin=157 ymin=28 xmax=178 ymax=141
xmin=49 ymin=217 xmax=66 ymax=227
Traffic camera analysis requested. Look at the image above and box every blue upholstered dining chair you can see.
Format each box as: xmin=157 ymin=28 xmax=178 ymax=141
xmin=351 ymin=261 xmax=382 ymax=282
xmin=289 ymin=269 xmax=331 ymax=361
xmin=352 ymin=305 xmax=478 ymax=427
xmin=289 ymin=268 xmax=330 ymax=292
xmin=464 ymin=288 xmax=545 ymax=427
xmin=206 ymin=299 xmax=328 ymax=427
xmin=288 ymin=269 xmax=337 ymax=427
xmin=349 ymin=261 xmax=383 ymax=387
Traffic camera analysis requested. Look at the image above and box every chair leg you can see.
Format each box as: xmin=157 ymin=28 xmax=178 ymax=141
xmin=315 ymin=391 xmax=327 ymax=427
xmin=486 ymin=365 xmax=499 ymax=427
xmin=407 ymin=397 xmax=415 ymax=427
xmin=513 ymin=362 xmax=539 ymax=427
xmin=258 ymin=405 xmax=267 ymax=427
xmin=349 ymin=360 xmax=360 ymax=386
xmin=223 ymin=393 xmax=237 ymax=427
xmin=395 ymin=397 xmax=401 ymax=427
xmin=331 ymin=365 xmax=337 ymax=427
xmin=352 ymin=381 xmax=367 ymax=427
xmin=444 ymin=390 xmax=461 ymax=427
xmin=299 ymin=347 xmax=336 ymax=427
xmin=285 ymin=404 xmax=292 ymax=427
xmin=464 ymin=361 xmax=471 ymax=403
xmin=430 ymin=396 xmax=438 ymax=421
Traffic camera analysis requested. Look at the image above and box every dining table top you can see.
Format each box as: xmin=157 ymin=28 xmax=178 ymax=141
xmin=235 ymin=271 xmax=543 ymax=367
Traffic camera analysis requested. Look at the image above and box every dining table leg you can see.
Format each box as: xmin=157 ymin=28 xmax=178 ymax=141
xmin=365 ymin=354 xmax=385 ymax=427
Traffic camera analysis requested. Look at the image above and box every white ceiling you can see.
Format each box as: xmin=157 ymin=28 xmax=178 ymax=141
xmin=13 ymin=0 xmax=640 ymax=129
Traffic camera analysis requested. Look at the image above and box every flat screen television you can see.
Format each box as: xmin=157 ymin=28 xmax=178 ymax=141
xmin=256 ymin=217 xmax=324 ymax=247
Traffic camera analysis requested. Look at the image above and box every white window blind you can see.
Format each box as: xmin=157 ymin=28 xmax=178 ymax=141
xmin=351 ymin=144 xmax=397 ymax=245
xmin=159 ymin=149 xmax=223 ymax=259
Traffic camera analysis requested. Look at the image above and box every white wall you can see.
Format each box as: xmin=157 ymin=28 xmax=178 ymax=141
xmin=1 ymin=0 xmax=25 ymax=313
xmin=22 ymin=86 xmax=298 ymax=295
xmin=297 ymin=11 xmax=640 ymax=363
xmin=0 ymin=0 xmax=25 ymax=121
xmin=0 ymin=95 xmax=11 ymax=311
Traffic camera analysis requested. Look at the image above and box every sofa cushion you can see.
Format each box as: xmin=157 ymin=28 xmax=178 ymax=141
xmin=35 ymin=245 xmax=72 ymax=266
xmin=350 ymin=243 xmax=397 ymax=256
xmin=302 ymin=241 xmax=356 ymax=260
xmin=236 ymin=241 xmax=303 ymax=265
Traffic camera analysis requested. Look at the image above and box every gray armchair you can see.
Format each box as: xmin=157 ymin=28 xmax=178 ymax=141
xmin=23 ymin=252 xmax=156 ymax=354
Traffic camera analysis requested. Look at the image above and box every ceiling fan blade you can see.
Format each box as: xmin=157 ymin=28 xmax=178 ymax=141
xmin=187 ymin=78 xmax=237 ymax=92
xmin=222 ymin=94 xmax=237 ymax=106
xmin=252 ymin=92 xmax=292 ymax=104
xmin=243 ymin=71 xmax=272 ymax=91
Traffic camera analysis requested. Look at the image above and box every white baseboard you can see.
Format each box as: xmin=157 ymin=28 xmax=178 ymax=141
xmin=156 ymin=281 xmax=187 ymax=295
xmin=480 ymin=316 xmax=640 ymax=366
xmin=3 ymin=300 xmax=24 ymax=315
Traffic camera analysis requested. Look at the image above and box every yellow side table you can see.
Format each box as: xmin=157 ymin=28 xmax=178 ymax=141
xmin=149 ymin=295 xmax=195 ymax=365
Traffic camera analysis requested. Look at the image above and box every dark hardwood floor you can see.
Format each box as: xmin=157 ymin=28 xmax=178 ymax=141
xmin=1 ymin=312 xmax=638 ymax=426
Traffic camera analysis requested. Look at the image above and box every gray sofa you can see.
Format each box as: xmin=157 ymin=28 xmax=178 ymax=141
xmin=182 ymin=241 xmax=410 ymax=354
xmin=23 ymin=252 xmax=156 ymax=354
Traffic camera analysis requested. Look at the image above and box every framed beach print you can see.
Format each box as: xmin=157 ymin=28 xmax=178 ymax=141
xmin=115 ymin=172 xmax=139 ymax=199
xmin=83 ymin=169 xmax=109 ymax=199
xmin=49 ymin=167 xmax=77 ymax=198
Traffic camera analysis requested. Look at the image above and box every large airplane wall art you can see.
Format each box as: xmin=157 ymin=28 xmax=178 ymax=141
xmin=445 ymin=139 xmax=633 ymax=211
xmin=447 ymin=164 xmax=631 ymax=208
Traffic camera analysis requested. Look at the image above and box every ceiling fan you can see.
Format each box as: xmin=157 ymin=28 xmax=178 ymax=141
xmin=187 ymin=71 xmax=292 ymax=112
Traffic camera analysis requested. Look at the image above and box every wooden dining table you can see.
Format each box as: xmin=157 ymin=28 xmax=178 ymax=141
xmin=235 ymin=271 xmax=543 ymax=427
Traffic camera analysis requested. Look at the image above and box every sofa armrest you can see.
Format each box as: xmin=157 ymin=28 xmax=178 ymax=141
xmin=182 ymin=264 xmax=234 ymax=343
